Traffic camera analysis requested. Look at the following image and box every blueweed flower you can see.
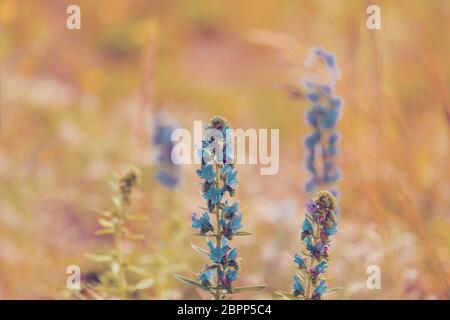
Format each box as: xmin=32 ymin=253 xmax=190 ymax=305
xmin=277 ymin=190 xmax=339 ymax=300
xmin=151 ymin=110 xmax=181 ymax=188
xmin=175 ymin=117 xmax=266 ymax=299
xmin=303 ymin=48 xmax=343 ymax=194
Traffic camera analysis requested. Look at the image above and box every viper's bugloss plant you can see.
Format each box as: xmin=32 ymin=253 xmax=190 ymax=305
xmin=175 ymin=117 xmax=266 ymax=299
xmin=152 ymin=110 xmax=181 ymax=188
xmin=84 ymin=166 xmax=154 ymax=299
xmin=277 ymin=190 xmax=340 ymax=300
xmin=303 ymin=48 xmax=343 ymax=193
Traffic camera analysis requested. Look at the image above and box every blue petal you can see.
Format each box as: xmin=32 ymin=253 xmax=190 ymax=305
xmin=203 ymin=186 xmax=223 ymax=205
xmin=292 ymin=275 xmax=305 ymax=295
xmin=197 ymin=164 xmax=216 ymax=183
xmin=294 ymin=254 xmax=306 ymax=268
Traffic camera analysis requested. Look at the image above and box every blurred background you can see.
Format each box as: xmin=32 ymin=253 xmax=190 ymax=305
xmin=0 ymin=0 xmax=449 ymax=299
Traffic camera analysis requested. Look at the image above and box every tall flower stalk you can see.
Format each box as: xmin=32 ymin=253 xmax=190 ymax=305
xmin=84 ymin=166 xmax=154 ymax=299
xmin=175 ymin=117 xmax=266 ymax=299
xmin=303 ymin=48 xmax=343 ymax=193
xmin=277 ymin=190 xmax=339 ymax=300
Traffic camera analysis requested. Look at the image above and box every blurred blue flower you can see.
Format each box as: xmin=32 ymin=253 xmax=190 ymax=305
xmin=302 ymin=48 xmax=342 ymax=194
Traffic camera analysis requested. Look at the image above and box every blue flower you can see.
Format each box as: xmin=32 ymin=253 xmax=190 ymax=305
xmin=203 ymin=186 xmax=223 ymax=205
xmin=302 ymin=48 xmax=342 ymax=193
xmin=221 ymin=201 xmax=239 ymax=219
xmin=324 ymin=222 xmax=338 ymax=236
xmin=220 ymin=214 xmax=242 ymax=239
xmin=306 ymin=93 xmax=320 ymax=102
xmin=227 ymin=248 xmax=238 ymax=261
xmin=226 ymin=269 xmax=238 ymax=282
xmin=292 ymin=275 xmax=305 ymax=296
xmin=312 ymin=260 xmax=328 ymax=275
xmin=294 ymin=254 xmax=307 ymax=269
xmin=312 ymin=280 xmax=327 ymax=300
xmin=301 ymin=218 xmax=313 ymax=239
xmin=155 ymin=170 xmax=179 ymax=188
xmin=207 ymin=238 xmax=230 ymax=263
xmin=197 ymin=164 xmax=216 ymax=183
xmin=305 ymin=236 xmax=326 ymax=258
xmin=199 ymin=268 xmax=214 ymax=287
xmin=152 ymin=111 xmax=181 ymax=188
xmin=192 ymin=212 xmax=214 ymax=234
xmin=224 ymin=167 xmax=238 ymax=189
xmin=304 ymin=132 xmax=321 ymax=150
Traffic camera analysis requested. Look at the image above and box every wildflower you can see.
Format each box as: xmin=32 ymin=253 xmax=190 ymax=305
xmin=294 ymin=254 xmax=307 ymax=269
xmin=277 ymin=190 xmax=339 ymax=300
xmin=152 ymin=110 xmax=181 ymax=188
xmin=302 ymin=48 xmax=343 ymax=194
xmin=312 ymin=281 xmax=327 ymax=300
xmin=292 ymin=276 xmax=305 ymax=297
xmin=192 ymin=212 xmax=214 ymax=234
xmin=175 ymin=117 xmax=266 ymax=299
xmin=84 ymin=166 xmax=153 ymax=299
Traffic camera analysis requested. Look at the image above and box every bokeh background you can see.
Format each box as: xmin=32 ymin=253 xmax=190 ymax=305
xmin=0 ymin=0 xmax=449 ymax=299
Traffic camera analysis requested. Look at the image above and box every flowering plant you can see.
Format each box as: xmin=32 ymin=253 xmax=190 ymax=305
xmin=303 ymin=48 xmax=343 ymax=193
xmin=175 ymin=117 xmax=266 ymax=299
xmin=84 ymin=166 xmax=154 ymax=299
xmin=277 ymin=190 xmax=340 ymax=300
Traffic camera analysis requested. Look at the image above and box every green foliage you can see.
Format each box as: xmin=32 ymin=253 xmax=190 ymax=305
xmin=84 ymin=166 xmax=154 ymax=299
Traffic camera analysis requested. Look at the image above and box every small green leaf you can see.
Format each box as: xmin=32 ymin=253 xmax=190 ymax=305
xmin=84 ymin=253 xmax=114 ymax=262
xmin=131 ymin=278 xmax=154 ymax=291
xmin=124 ymin=233 xmax=145 ymax=240
xmin=232 ymin=284 xmax=267 ymax=293
xmin=202 ymin=264 xmax=218 ymax=272
xmin=194 ymin=233 xmax=218 ymax=237
xmin=98 ymin=218 xmax=114 ymax=228
xmin=174 ymin=274 xmax=210 ymax=292
xmin=325 ymin=287 xmax=344 ymax=295
xmin=112 ymin=196 xmax=121 ymax=207
xmin=191 ymin=243 xmax=210 ymax=258
xmin=94 ymin=228 xmax=115 ymax=235
xmin=95 ymin=209 xmax=112 ymax=218
xmin=126 ymin=265 xmax=152 ymax=277
xmin=275 ymin=291 xmax=295 ymax=300
xmin=234 ymin=231 xmax=252 ymax=236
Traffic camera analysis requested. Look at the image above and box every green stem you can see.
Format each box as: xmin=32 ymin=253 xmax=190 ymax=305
xmin=214 ymin=163 xmax=222 ymax=300
xmin=115 ymin=205 xmax=128 ymax=299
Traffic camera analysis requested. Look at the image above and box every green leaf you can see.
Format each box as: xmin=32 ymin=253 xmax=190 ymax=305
xmin=112 ymin=196 xmax=121 ymax=208
xmin=232 ymin=284 xmax=267 ymax=293
xmin=131 ymin=278 xmax=154 ymax=291
xmin=234 ymin=231 xmax=252 ymax=236
xmin=275 ymin=291 xmax=295 ymax=300
xmin=194 ymin=233 xmax=218 ymax=237
xmin=98 ymin=218 xmax=114 ymax=228
xmin=325 ymin=287 xmax=344 ymax=295
xmin=203 ymin=264 xmax=218 ymax=272
xmin=84 ymin=253 xmax=114 ymax=263
xmin=95 ymin=228 xmax=115 ymax=235
xmin=124 ymin=233 xmax=145 ymax=240
xmin=126 ymin=265 xmax=152 ymax=277
xmin=191 ymin=243 xmax=210 ymax=258
xmin=174 ymin=274 xmax=210 ymax=292
xmin=95 ymin=209 xmax=112 ymax=218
